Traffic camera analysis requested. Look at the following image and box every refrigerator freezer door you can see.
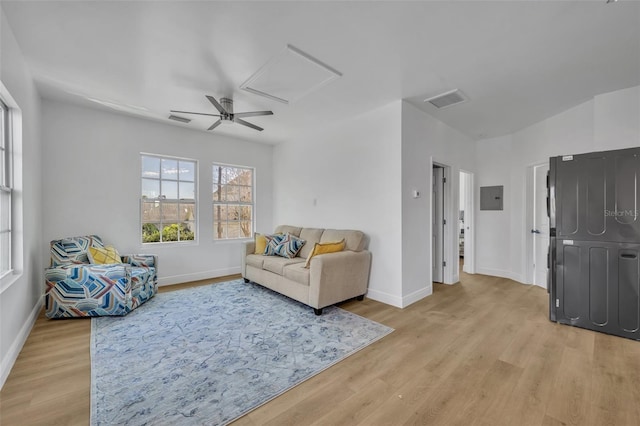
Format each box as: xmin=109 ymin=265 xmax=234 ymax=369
xmin=554 ymin=147 xmax=640 ymax=243
xmin=555 ymin=239 xmax=640 ymax=340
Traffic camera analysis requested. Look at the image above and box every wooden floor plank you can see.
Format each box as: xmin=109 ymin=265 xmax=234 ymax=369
xmin=2 ymin=272 xmax=639 ymax=426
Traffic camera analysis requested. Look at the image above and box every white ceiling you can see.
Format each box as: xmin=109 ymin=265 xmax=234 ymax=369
xmin=2 ymin=1 xmax=639 ymax=144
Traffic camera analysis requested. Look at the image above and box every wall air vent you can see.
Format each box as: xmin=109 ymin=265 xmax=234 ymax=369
xmin=424 ymin=89 xmax=468 ymax=109
xmin=168 ymin=115 xmax=191 ymax=123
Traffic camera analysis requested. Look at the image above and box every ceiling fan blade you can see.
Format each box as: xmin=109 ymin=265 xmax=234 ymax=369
xmin=170 ymin=110 xmax=221 ymax=117
xmin=205 ymin=95 xmax=227 ymax=114
xmin=207 ymin=120 xmax=223 ymax=131
xmin=233 ymin=111 xmax=274 ymax=118
xmin=234 ymin=118 xmax=264 ymax=131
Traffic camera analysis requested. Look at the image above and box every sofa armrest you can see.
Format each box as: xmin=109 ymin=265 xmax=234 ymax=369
xmin=241 ymin=241 xmax=256 ymax=278
xmin=308 ymin=250 xmax=371 ymax=309
xmin=122 ymin=254 xmax=157 ymax=268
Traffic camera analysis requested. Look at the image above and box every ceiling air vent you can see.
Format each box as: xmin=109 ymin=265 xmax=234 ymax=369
xmin=168 ymin=115 xmax=191 ymax=123
xmin=424 ymin=89 xmax=468 ymax=109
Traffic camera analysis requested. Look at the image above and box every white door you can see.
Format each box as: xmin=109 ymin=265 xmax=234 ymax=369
xmin=533 ymin=164 xmax=550 ymax=288
xmin=433 ymin=167 xmax=444 ymax=283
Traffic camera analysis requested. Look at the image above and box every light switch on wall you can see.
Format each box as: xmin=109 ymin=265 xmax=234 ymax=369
xmin=412 ymin=190 xmax=420 ymax=198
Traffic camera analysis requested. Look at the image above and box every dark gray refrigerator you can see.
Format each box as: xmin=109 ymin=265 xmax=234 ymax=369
xmin=548 ymin=147 xmax=640 ymax=340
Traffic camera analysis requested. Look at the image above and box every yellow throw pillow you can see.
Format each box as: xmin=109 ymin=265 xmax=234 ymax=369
xmin=304 ymin=239 xmax=346 ymax=268
xmin=254 ymin=233 xmax=267 ymax=254
xmin=88 ymin=246 xmax=122 ymax=265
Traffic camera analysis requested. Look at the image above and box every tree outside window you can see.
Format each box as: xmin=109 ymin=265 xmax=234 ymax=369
xmin=141 ymin=154 xmax=197 ymax=243
xmin=213 ymin=164 xmax=254 ymax=240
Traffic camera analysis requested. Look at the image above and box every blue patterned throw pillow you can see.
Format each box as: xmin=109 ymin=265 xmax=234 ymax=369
xmin=263 ymin=234 xmax=285 ymax=256
xmin=274 ymin=233 xmax=306 ymax=259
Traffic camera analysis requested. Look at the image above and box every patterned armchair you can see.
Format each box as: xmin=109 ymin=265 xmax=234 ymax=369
xmin=45 ymin=235 xmax=157 ymax=318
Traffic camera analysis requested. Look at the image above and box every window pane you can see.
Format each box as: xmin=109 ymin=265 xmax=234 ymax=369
xmin=239 ymin=205 xmax=252 ymax=222
xmin=179 ymin=161 xmax=195 ymax=182
xmin=238 ymin=169 xmax=252 ymax=186
xmin=179 ymin=202 xmax=196 ymax=221
xmin=240 ymin=221 xmax=252 ymax=238
xmin=228 ymin=205 xmax=240 ymax=221
xmin=213 ymin=222 xmax=226 ymax=240
xmin=227 ymin=222 xmax=241 ymax=239
xmin=0 ymin=190 xmax=10 ymax=231
xmin=213 ymin=165 xmax=222 ymax=184
xmin=161 ymin=159 xmax=178 ymax=180
xmin=179 ymin=182 xmax=195 ymax=200
xmin=240 ymin=185 xmax=252 ymax=203
xmin=0 ymin=231 xmax=9 ymax=273
xmin=141 ymin=156 xmax=160 ymax=178
xmin=142 ymin=223 xmax=160 ymax=243
xmin=161 ymin=223 xmax=179 ymax=242
xmin=213 ymin=204 xmax=227 ymax=221
xmin=162 ymin=181 xmax=178 ymax=199
xmin=141 ymin=178 xmax=160 ymax=199
xmin=225 ymin=185 xmax=240 ymax=202
xmin=161 ymin=203 xmax=179 ymax=222
xmin=142 ymin=201 xmax=160 ymax=222
xmin=181 ymin=222 xmax=196 ymax=241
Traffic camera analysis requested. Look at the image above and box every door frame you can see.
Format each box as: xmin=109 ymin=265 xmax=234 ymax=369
xmin=431 ymin=158 xmax=457 ymax=285
xmin=525 ymin=161 xmax=549 ymax=285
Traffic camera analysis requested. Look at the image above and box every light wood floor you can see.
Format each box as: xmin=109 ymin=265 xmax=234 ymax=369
xmin=2 ymin=272 xmax=640 ymax=425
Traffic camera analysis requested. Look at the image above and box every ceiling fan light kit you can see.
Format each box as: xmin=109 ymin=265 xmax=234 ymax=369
xmin=170 ymin=95 xmax=273 ymax=132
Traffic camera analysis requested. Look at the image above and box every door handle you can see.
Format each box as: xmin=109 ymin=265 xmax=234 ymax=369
xmin=531 ymin=229 xmax=541 ymax=234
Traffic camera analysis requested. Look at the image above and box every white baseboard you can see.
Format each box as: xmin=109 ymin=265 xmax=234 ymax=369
xmin=476 ymin=267 xmax=525 ymax=284
xmin=401 ymin=284 xmax=433 ymax=308
xmin=158 ymin=267 xmax=241 ymax=287
xmin=365 ymin=288 xmax=403 ymax=308
xmin=366 ymin=284 xmax=433 ymax=309
xmin=0 ymin=295 xmax=43 ymax=390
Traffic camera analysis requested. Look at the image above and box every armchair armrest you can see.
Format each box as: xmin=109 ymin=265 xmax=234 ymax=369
xmin=122 ymin=254 xmax=157 ymax=268
xmin=308 ymin=250 xmax=371 ymax=309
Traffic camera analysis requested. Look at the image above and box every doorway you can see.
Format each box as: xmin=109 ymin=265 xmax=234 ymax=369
xmin=432 ymin=165 xmax=444 ymax=283
xmin=531 ymin=163 xmax=550 ymax=288
xmin=459 ymin=170 xmax=474 ymax=275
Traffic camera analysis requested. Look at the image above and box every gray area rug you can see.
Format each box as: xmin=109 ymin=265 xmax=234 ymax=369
xmin=90 ymin=279 xmax=393 ymax=425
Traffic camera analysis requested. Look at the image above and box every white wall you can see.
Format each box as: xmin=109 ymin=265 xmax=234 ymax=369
xmin=0 ymin=10 xmax=44 ymax=388
xmin=401 ymin=101 xmax=476 ymax=304
xmin=475 ymin=85 xmax=640 ymax=283
xmin=41 ymin=99 xmax=274 ymax=285
xmin=273 ymin=101 xmax=404 ymax=307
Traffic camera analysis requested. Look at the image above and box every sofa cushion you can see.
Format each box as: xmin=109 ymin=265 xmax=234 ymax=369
xmin=263 ymin=233 xmax=285 ymax=255
xmin=246 ymin=254 xmax=265 ymax=269
xmin=263 ymin=256 xmax=305 ymax=275
xmin=321 ymin=229 xmax=365 ymax=251
xmin=304 ymin=239 xmax=345 ymax=268
xmin=274 ymin=225 xmax=302 ymax=237
xmin=254 ymin=233 xmax=267 ymax=254
xmin=283 ymin=263 xmax=310 ymax=285
xmin=298 ymin=228 xmax=324 ymax=259
xmin=273 ymin=233 xmax=306 ymax=259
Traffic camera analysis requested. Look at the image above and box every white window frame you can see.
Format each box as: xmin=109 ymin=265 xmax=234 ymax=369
xmin=140 ymin=153 xmax=198 ymax=245
xmin=212 ymin=163 xmax=255 ymax=241
xmin=0 ymin=97 xmax=12 ymax=280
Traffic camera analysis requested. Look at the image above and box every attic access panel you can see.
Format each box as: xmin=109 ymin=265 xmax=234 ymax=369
xmin=240 ymin=45 xmax=342 ymax=104
xmin=480 ymin=186 xmax=503 ymax=210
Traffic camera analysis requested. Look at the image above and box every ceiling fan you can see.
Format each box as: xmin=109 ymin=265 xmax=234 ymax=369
xmin=171 ymin=95 xmax=273 ymax=131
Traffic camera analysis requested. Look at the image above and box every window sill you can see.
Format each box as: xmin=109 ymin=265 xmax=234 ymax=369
xmin=0 ymin=270 xmax=21 ymax=295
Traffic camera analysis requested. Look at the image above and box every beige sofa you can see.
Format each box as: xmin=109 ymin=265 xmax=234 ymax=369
xmin=242 ymin=225 xmax=372 ymax=315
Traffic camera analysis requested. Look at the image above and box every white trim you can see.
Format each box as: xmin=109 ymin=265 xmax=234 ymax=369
xmin=476 ymin=267 xmax=526 ymax=284
xmin=0 ymin=295 xmax=43 ymax=390
xmin=401 ymin=284 xmax=433 ymax=308
xmin=365 ymin=288 xmax=403 ymax=308
xmin=157 ymin=267 xmax=241 ymax=286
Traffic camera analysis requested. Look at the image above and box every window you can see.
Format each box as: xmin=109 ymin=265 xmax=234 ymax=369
xmin=141 ymin=154 xmax=197 ymax=243
xmin=0 ymin=99 xmax=11 ymax=277
xmin=213 ymin=164 xmax=254 ymax=240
